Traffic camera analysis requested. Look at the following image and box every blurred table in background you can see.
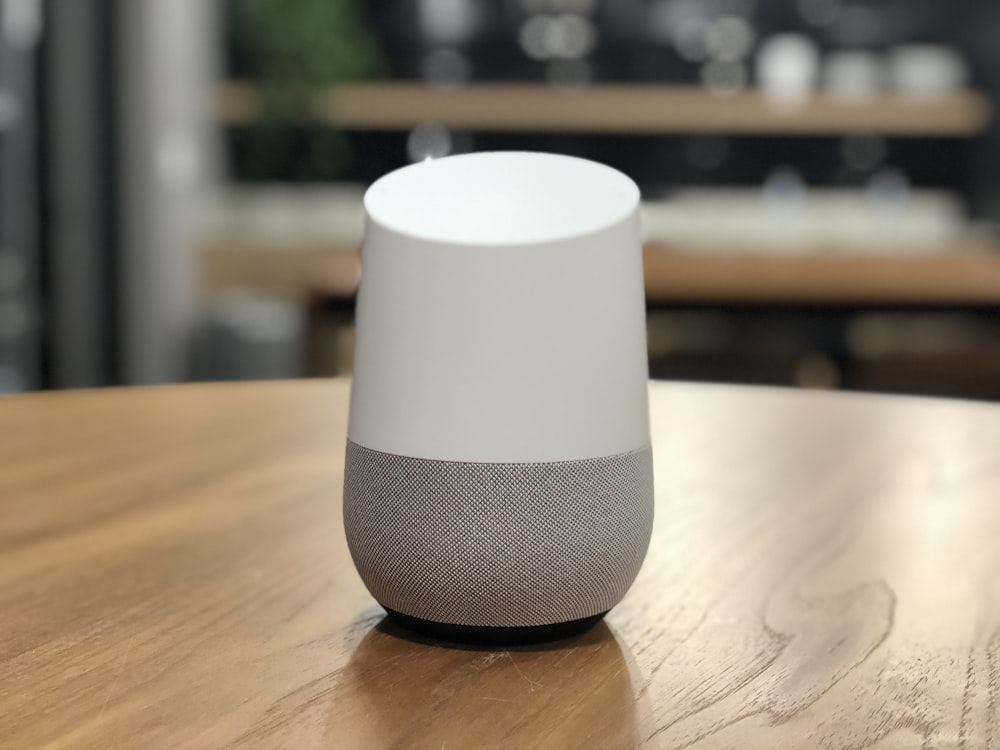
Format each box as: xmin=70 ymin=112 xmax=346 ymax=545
xmin=2 ymin=380 xmax=999 ymax=746
xmin=196 ymin=182 xmax=1000 ymax=399
xmin=199 ymin=238 xmax=1000 ymax=398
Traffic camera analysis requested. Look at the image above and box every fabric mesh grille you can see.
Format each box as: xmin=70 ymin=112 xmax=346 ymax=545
xmin=343 ymin=441 xmax=654 ymax=628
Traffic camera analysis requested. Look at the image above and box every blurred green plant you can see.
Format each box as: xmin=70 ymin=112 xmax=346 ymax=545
xmin=229 ymin=0 xmax=386 ymax=180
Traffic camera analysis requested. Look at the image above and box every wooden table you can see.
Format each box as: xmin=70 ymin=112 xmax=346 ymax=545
xmin=2 ymin=381 xmax=999 ymax=748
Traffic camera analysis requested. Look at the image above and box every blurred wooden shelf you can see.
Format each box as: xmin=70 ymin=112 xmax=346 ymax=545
xmin=218 ymin=82 xmax=992 ymax=136
xmin=642 ymin=244 xmax=1000 ymax=305
xmin=200 ymin=239 xmax=1000 ymax=307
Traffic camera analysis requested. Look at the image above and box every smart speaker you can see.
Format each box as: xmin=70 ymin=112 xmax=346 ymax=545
xmin=344 ymin=151 xmax=653 ymax=643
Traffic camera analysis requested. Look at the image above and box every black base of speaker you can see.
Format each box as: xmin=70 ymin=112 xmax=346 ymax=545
xmin=384 ymin=608 xmax=607 ymax=646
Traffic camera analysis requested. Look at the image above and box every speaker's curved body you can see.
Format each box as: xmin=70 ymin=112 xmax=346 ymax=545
xmin=344 ymin=152 xmax=653 ymax=643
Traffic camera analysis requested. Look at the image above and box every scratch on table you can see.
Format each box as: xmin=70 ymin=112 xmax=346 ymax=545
xmin=472 ymin=651 xmax=507 ymax=671
xmin=96 ymin=633 xmax=136 ymax=724
xmin=507 ymin=653 xmax=544 ymax=692
xmin=556 ymin=646 xmax=578 ymax=664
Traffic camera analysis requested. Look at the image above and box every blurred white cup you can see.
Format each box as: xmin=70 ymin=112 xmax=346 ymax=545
xmin=757 ymin=34 xmax=821 ymax=106
xmin=887 ymin=45 xmax=968 ymax=97
xmin=823 ymin=51 xmax=883 ymax=100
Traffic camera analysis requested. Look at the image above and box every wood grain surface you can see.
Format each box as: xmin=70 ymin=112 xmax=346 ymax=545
xmin=1 ymin=380 xmax=999 ymax=748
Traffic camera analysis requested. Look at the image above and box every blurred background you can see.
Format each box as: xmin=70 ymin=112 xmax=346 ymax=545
xmin=3 ymin=0 xmax=1000 ymax=397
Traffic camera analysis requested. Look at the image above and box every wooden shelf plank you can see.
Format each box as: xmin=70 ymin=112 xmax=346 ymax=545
xmin=643 ymin=245 xmax=1000 ymax=305
xmin=219 ymin=82 xmax=992 ymax=136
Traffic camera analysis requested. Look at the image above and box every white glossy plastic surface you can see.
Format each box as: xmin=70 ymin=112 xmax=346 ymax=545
xmin=364 ymin=151 xmax=639 ymax=246
xmin=348 ymin=151 xmax=650 ymax=463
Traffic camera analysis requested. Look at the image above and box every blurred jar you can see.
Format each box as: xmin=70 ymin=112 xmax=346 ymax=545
xmin=887 ymin=45 xmax=969 ymax=97
xmin=756 ymin=34 xmax=820 ymax=105
xmin=823 ymin=51 xmax=883 ymax=100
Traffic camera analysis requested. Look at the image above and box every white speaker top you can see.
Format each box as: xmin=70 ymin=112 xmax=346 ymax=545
xmin=364 ymin=151 xmax=640 ymax=247
xmin=349 ymin=151 xmax=650 ymax=464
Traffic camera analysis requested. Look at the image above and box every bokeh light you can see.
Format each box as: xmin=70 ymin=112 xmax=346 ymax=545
xmin=757 ymin=33 xmax=820 ymax=104
xmin=866 ymin=168 xmax=911 ymax=216
xmin=684 ymin=135 xmax=730 ymax=171
xmin=763 ymin=166 xmax=807 ymax=212
xmin=707 ymin=16 xmax=755 ymax=62
xmin=840 ymin=133 xmax=887 ymax=172
xmin=673 ymin=16 xmax=711 ymax=63
xmin=545 ymin=59 xmax=592 ymax=88
xmin=407 ymin=122 xmax=453 ymax=162
xmin=519 ymin=13 xmax=597 ymax=61
xmin=418 ymin=0 xmax=482 ymax=46
xmin=421 ymin=48 xmax=472 ymax=88
xmin=701 ymin=59 xmax=748 ymax=96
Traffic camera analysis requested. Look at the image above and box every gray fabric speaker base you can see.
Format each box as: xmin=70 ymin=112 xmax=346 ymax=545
xmin=344 ymin=440 xmax=654 ymax=628
xmin=385 ymin=608 xmax=607 ymax=645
